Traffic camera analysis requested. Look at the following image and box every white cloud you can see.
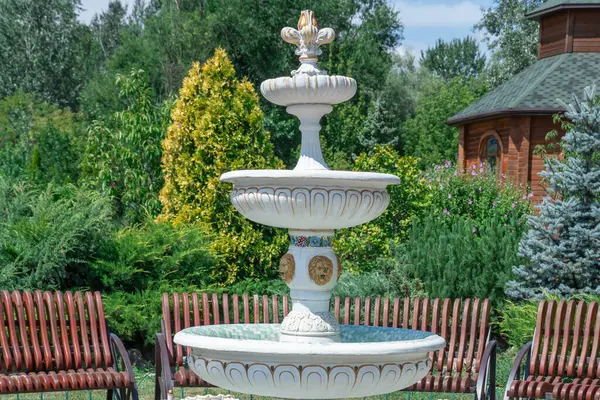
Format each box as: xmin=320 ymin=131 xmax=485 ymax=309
xmin=392 ymin=1 xmax=483 ymax=28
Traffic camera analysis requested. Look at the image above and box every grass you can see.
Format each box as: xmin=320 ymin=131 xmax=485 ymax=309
xmin=1 ymin=352 xmax=516 ymax=400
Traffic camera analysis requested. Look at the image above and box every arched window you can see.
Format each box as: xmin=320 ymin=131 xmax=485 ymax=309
xmin=479 ymin=133 xmax=502 ymax=178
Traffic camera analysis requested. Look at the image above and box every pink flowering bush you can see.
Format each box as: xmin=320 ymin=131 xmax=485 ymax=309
xmin=424 ymin=161 xmax=531 ymax=229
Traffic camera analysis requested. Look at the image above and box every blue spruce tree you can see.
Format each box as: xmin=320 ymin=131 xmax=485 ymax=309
xmin=506 ymin=85 xmax=600 ymax=300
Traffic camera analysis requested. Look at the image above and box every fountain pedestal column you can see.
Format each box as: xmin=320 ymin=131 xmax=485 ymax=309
xmin=279 ymin=230 xmax=341 ymax=342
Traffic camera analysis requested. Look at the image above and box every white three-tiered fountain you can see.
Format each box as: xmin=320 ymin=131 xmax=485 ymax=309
xmin=174 ymin=10 xmax=445 ymax=399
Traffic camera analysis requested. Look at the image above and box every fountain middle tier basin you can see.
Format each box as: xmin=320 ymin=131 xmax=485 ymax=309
xmin=220 ymin=170 xmax=400 ymax=230
xmin=174 ymin=324 xmax=445 ymax=399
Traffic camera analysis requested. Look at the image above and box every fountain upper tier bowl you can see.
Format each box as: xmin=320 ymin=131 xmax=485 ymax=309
xmin=220 ymin=169 xmax=400 ymax=230
xmin=260 ymin=75 xmax=357 ymax=106
xmin=175 ymin=324 xmax=445 ymax=399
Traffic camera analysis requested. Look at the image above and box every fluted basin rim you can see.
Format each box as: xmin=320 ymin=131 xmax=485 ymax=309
xmin=220 ymin=169 xmax=400 ymax=189
xmin=174 ymin=324 xmax=446 ymax=357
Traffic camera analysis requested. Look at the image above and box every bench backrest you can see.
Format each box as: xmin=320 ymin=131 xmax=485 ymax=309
xmin=0 ymin=290 xmax=113 ymax=373
xmin=162 ymin=293 xmax=490 ymax=377
xmin=530 ymin=300 xmax=600 ymax=379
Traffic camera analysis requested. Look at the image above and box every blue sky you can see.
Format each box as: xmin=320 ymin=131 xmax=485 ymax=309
xmin=389 ymin=0 xmax=494 ymax=58
xmin=79 ymin=0 xmax=494 ymax=59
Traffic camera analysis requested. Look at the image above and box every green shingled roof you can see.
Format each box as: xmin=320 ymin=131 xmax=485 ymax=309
xmin=526 ymin=0 xmax=600 ymax=19
xmin=446 ymin=52 xmax=600 ymax=125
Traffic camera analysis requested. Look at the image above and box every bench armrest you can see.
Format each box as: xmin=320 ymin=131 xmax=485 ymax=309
xmin=155 ymin=332 xmax=175 ymax=400
xmin=504 ymin=341 xmax=533 ymax=400
xmin=110 ymin=333 xmax=136 ymax=387
xmin=477 ymin=340 xmax=497 ymax=400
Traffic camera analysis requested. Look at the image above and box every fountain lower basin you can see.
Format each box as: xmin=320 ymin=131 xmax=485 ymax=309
xmin=174 ymin=324 xmax=445 ymax=399
xmin=221 ymin=170 xmax=400 ymax=230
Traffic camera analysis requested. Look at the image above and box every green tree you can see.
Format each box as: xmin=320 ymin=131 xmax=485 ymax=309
xmin=420 ymin=36 xmax=486 ymax=82
xmin=159 ymin=49 xmax=286 ymax=284
xmin=475 ymin=0 xmax=542 ymax=87
xmin=81 ymin=70 xmax=170 ymax=224
xmin=0 ymin=0 xmax=87 ymax=108
xmin=90 ymin=0 xmax=127 ymax=62
xmin=0 ymin=92 xmax=84 ymax=183
xmin=402 ymin=77 xmax=487 ymax=166
xmin=506 ymin=86 xmax=600 ymax=300
xmin=80 ymin=0 xmax=403 ymax=167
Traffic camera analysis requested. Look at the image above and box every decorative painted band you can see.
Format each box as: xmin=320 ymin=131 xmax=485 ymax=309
xmin=290 ymin=235 xmax=333 ymax=248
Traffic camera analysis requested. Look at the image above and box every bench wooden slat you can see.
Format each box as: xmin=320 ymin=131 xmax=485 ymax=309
xmin=373 ymin=297 xmax=381 ymax=326
xmin=192 ymin=293 xmax=200 ymax=327
xmin=272 ymin=295 xmax=278 ymax=324
xmin=465 ymin=298 xmax=480 ymax=372
xmin=223 ymin=294 xmax=230 ymax=324
xmin=262 ymin=295 xmax=269 ymax=323
xmin=211 ymin=293 xmax=220 ymax=325
xmin=343 ymin=297 xmax=350 ymax=324
xmin=382 ymin=297 xmax=390 ymax=327
xmin=232 ymin=294 xmax=240 ymax=323
xmin=589 ymin=305 xmax=600 ymax=378
xmin=283 ymin=295 xmax=289 ymax=317
xmin=33 ymin=292 xmax=52 ymax=369
xmin=353 ymin=297 xmax=361 ymax=325
xmin=455 ymin=298 xmax=470 ymax=375
xmin=578 ymin=302 xmax=597 ymax=377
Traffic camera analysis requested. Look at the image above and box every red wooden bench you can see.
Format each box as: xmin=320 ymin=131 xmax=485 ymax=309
xmin=0 ymin=290 xmax=138 ymax=399
xmin=506 ymin=300 xmax=600 ymax=400
xmin=156 ymin=293 xmax=496 ymax=400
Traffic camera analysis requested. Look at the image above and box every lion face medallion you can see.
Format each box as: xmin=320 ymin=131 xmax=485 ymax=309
xmin=308 ymin=255 xmax=333 ymax=285
xmin=280 ymin=253 xmax=295 ymax=283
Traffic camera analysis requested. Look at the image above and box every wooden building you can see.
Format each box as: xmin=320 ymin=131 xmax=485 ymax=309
xmin=446 ymin=0 xmax=600 ymax=199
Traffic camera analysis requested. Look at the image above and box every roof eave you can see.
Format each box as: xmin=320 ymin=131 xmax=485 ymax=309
xmin=445 ymin=107 xmax=565 ymax=126
xmin=526 ymin=4 xmax=600 ymax=20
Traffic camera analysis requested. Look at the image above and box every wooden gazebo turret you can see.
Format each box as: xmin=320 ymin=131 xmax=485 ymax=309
xmin=446 ymin=0 xmax=600 ymax=200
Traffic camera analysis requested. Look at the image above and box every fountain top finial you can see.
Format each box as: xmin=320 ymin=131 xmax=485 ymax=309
xmin=281 ymin=10 xmax=334 ymax=76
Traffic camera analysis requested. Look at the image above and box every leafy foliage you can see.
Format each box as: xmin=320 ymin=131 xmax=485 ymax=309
xmin=402 ymin=77 xmax=487 ymax=166
xmin=0 ymin=0 xmax=88 ymax=108
xmin=159 ymin=49 xmax=287 ymax=284
xmin=424 ymin=162 xmax=532 ymax=225
xmin=420 ymin=36 xmax=486 ymax=82
xmin=507 ymin=86 xmax=600 ymax=300
xmin=498 ymin=294 xmax=600 ymax=348
xmin=333 ymin=253 xmax=427 ymax=300
xmin=0 ymin=92 xmax=84 ymax=183
xmin=335 ymin=146 xmax=430 ymax=272
xmin=92 ymin=221 xmax=215 ymax=344
xmin=475 ymin=0 xmax=542 ymax=87
xmin=81 ymin=70 xmax=171 ymax=224
xmin=401 ymin=163 xmax=531 ymax=304
xmin=402 ymin=214 xmax=525 ymax=304
xmin=0 ymin=177 xmax=113 ymax=290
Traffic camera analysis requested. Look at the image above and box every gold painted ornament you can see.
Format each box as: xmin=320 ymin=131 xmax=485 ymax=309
xmin=279 ymin=253 xmax=295 ymax=283
xmin=308 ymin=255 xmax=333 ymax=285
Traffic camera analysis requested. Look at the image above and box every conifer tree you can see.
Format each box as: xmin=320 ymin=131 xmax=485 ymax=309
xmin=506 ymin=86 xmax=600 ymax=300
xmin=159 ymin=48 xmax=286 ymax=284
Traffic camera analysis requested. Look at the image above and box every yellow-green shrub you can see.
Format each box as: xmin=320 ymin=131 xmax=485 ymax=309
xmin=159 ymin=48 xmax=286 ymax=284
